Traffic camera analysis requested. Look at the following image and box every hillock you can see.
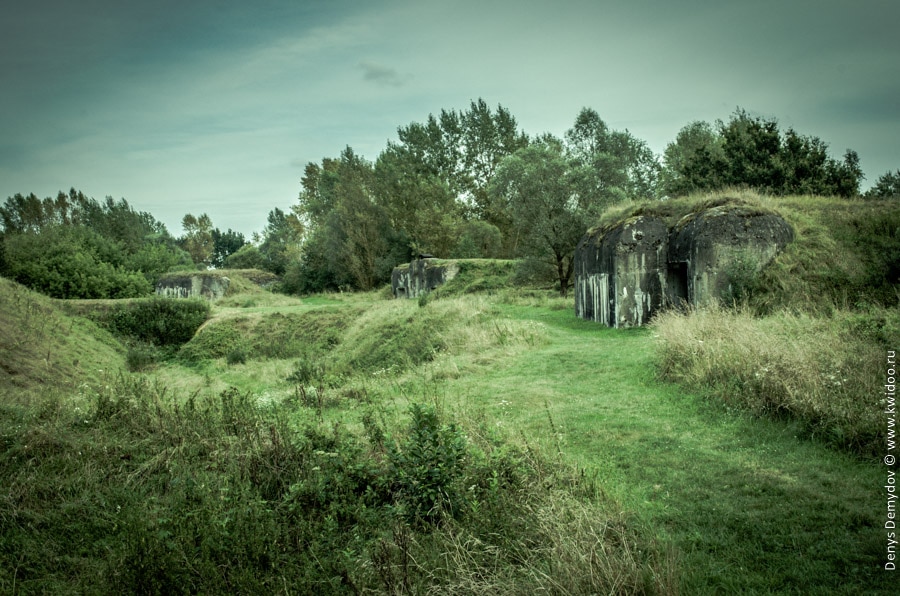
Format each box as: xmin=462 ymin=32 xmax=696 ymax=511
xmin=0 ymin=276 xmax=125 ymax=394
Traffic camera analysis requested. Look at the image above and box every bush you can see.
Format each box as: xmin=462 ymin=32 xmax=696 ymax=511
xmin=388 ymin=403 xmax=468 ymax=522
xmin=2 ymin=226 xmax=153 ymax=299
xmin=105 ymin=297 xmax=210 ymax=346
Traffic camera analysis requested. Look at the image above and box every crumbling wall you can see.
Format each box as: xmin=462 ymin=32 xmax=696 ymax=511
xmin=156 ymin=274 xmax=230 ymax=300
xmin=575 ymin=204 xmax=793 ymax=327
xmin=391 ymin=259 xmax=460 ymax=298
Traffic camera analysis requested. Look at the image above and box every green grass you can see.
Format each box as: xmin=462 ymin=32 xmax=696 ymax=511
xmin=3 ymin=185 xmax=898 ymax=594
xmin=440 ymin=304 xmax=893 ymax=594
xmin=128 ymin=288 xmax=895 ymax=593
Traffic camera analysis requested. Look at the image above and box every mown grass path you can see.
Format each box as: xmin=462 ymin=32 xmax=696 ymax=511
xmin=445 ymin=304 xmax=893 ymax=594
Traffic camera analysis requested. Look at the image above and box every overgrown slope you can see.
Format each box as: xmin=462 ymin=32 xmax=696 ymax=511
xmin=0 ymin=276 xmax=125 ymax=395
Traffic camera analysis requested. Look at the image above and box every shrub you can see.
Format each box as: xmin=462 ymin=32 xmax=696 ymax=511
xmin=388 ymin=403 xmax=468 ymax=523
xmin=106 ymin=297 xmax=210 ymax=346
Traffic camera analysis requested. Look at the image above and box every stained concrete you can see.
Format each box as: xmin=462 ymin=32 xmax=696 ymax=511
xmin=391 ymin=258 xmax=460 ymax=298
xmin=156 ymin=273 xmax=230 ymax=300
xmin=575 ymin=204 xmax=794 ymax=327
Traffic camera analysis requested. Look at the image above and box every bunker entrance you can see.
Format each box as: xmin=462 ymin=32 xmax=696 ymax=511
xmin=666 ymin=262 xmax=689 ymax=308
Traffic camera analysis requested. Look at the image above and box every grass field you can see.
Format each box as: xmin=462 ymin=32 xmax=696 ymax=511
xmin=126 ymin=291 xmax=898 ymax=592
xmin=2 ymin=191 xmax=899 ymax=593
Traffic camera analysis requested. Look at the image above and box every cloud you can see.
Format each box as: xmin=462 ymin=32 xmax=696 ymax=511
xmin=358 ymin=60 xmax=409 ymax=87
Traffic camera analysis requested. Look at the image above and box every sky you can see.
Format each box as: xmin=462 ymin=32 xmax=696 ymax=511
xmin=2 ymin=0 xmax=898 ymax=237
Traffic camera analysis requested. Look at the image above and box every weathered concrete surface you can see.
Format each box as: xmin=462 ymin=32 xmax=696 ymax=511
xmin=391 ymin=258 xmax=460 ymax=298
xmin=575 ymin=204 xmax=793 ymax=327
xmin=669 ymin=205 xmax=794 ymax=306
xmin=575 ymin=216 xmax=668 ymax=327
xmin=156 ymin=273 xmax=230 ymax=300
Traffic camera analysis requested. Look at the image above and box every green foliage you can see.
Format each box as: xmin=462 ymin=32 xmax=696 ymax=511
xmin=451 ymin=220 xmax=503 ymax=258
xmin=101 ymin=298 xmax=210 ymax=346
xmin=663 ymin=109 xmax=863 ymax=197
xmin=388 ymin=404 xmax=467 ymax=522
xmin=565 ymin=107 xmax=661 ymax=203
xmin=722 ymin=251 xmax=761 ymax=304
xmin=226 ymin=347 xmax=247 ymax=366
xmin=179 ymin=212 xmax=214 ymax=267
xmin=865 ymin=169 xmax=900 ymax=199
xmin=125 ymin=344 xmax=159 ymax=372
xmin=490 ymin=139 xmax=594 ymax=296
xmin=210 ymin=227 xmax=246 ymax=268
xmin=223 ymin=243 xmax=266 ymax=270
xmin=1 ymin=189 xmax=188 ymax=298
xmin=3 ymin=226 xmax=152 ymax=298
xmin=257 ymin=207 xmax=304 ymax=276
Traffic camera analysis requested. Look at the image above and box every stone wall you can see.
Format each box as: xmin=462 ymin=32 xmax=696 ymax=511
xmin=391 ymin=259 xmax=460 ymax=298
xmin=575 ymin=204 xmax=793 ymax=327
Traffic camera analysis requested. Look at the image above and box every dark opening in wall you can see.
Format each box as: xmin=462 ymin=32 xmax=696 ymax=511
xmin=666 ymin=262 xmax=689 ymax=307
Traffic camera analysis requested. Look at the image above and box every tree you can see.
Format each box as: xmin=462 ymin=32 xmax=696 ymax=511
xmin=489 ymin=138 xmax=595 ymax=296
xmin=662 ymin=109 xmax=864 ymax=198
xmin=564 ymin=108 xmax=661 ymax=207
xmin=387 ymin=99 xmax=529 ymax=250
xmin=866 ymin=170 xmax=900 ymax=199
xmin=258 ymin=208 xmax=304 ymax=276
xmin=211 ymin=228 xmax=246 ymax=268
xmin=180 ymin=213 xmax=214 ymax=268
xmin=374 ymin=143 xmax=461 ymax=258
xmin=661 ymin=121 xmax=725 ymax=196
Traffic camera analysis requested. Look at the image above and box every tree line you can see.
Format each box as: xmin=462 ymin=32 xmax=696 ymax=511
xmin=2 ymin=101 xmax=897 ymax=299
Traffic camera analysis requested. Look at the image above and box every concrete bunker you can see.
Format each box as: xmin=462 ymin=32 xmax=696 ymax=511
xmin=575 ymin=203 xmax=794 ymax=327
xmin=156 ymin=273 xmax=231 ymax=300
xmin=391 ymin=258 xmax=460 ymax=299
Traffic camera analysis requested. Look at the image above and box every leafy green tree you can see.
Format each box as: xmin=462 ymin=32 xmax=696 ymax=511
xmin=294 ymin=147 xmax=408 ymax=292
xmin=564 ymin=108 xmax=661 ymax=206
xmin=866 ymin=170 xmax=900 ymax=199
xmin=661 ymin=121 xmax=725 ymax=195
xmin=490 ymin=138 xmax=596 ymax=296
xmin=374 ymin=143 xmax=462 ymax=258
xmin=663 ymin=109 xmax=864 ymax=198
xmin=451 ymin=220 xmax=503 ymax=259
xmin=179 ymin=213 xmax=214 ymax=268
xmin=211 ymin=228 xmax=246 ymax=268
xmin=387 ymin=99 xmax=529 ymax=248
xmin=223 ymin=244 xmax=266 ymax=270
xmin=257 ymin=208 xmax=304 ymax=276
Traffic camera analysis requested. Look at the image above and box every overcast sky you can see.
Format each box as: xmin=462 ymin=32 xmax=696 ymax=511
xmin=2 ymin=0 xmax=898 ymax=237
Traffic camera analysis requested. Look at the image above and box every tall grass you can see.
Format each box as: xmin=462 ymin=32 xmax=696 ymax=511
xmin=652 ymin=304 xmax=895 ymax=454
xmin=0 ymin=374 xmax=675 ymax=594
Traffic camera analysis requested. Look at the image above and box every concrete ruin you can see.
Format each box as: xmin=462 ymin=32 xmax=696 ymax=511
xmin=391 ymin=258 xmax=460 ymax=298
xmin=156 ymin=273 xmax=231 ymax=300
xmin=575 ymin=203 xmax=794 ymax=327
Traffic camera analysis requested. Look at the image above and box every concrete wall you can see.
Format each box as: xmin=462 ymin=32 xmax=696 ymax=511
xmin=575 ymin=216 xmax=668 ymax=327
xmin=575 ymin=205 xmax=793 ymax=327
xmin=156 ymin=274 xmax=230 ymax=300
xmin=391 ymin=259 xmax=460 ymax=298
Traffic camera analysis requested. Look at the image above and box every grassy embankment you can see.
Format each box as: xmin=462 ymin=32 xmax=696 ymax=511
xmin=2 ymin=191 xmax=898 ymax=593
